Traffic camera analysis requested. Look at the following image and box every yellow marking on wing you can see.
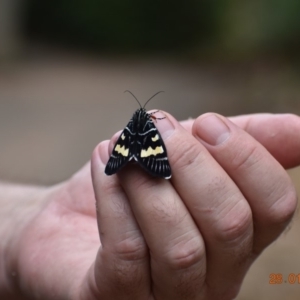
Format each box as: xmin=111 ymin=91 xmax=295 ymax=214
xmin=115 ymin=144 xmax=129 ymax=156
xmin=151 ymin=134 xmax=159 ymax=142
xmin=121 ymin=133 xmax=125 ymax=140
xmin=141 ymin=146 xmax=164 ymax=157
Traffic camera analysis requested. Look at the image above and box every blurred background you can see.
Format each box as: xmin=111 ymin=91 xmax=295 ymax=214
xmin=0 ymin=1 xmax=300 ymax=299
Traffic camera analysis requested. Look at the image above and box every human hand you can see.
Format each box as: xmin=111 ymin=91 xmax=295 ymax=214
xmin=1 ymin=113 xmax=298 ymax=300
xmin=90 ymin=112 xmax=298 ymax=299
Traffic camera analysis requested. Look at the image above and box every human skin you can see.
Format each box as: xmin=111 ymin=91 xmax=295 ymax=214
xmin=0 ymin=113 xmax=299 ymax=300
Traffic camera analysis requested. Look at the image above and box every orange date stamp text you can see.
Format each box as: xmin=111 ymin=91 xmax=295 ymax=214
xmin=269 ymin=273 xmax=300 ymax=284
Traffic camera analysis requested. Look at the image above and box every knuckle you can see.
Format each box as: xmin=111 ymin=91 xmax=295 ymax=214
xmin=268 ymin=186 xmax=298 ymax=225
xmin=166 ymin=237 xmax=204 ymax=270
xmin=114 ymin=235 xmax=147 ymax=262
xmin=215 ymin=204 xmax=252 ymax=243
xmin=230 ymin=143 xmax=261 ymax=172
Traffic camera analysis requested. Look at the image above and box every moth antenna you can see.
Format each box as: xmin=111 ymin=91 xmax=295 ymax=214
xmin=124 ymin=90 xmax=142 ymax=108
xmin=143 ymin=91 xmax=165 ymax=108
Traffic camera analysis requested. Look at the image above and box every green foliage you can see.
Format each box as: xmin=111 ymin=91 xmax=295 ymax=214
xmin=25 ymin=0 xmax=300 ymax=55
xmin=212 ymin=0 xmax=300 ymax=55
xmin=26 ymin=0 xmax=208 ymax=52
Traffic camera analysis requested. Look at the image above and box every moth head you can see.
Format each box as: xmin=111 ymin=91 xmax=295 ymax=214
xmin=124 ymin=90 xmax=165 ymax=109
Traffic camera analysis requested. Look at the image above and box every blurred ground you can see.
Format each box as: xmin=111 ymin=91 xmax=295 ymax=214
xmin=0 ymin=44 xmax=300 ymax=299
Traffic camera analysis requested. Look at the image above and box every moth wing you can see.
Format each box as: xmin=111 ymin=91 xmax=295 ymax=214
xmin=105 ymin=121 xmax=134 ymax=175
xmin=136 ymin=119 xmax=171 ymax=179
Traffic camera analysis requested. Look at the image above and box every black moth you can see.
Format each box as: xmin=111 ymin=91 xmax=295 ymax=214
xmin=105 ymin=91 xmax=171 ymax=179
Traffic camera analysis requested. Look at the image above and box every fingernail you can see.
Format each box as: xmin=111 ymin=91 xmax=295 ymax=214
xmin=196 ymin=114 xmax=230 ymax=145
xmin=98 ymin=141 xmax=110 ymax=165
xmin=149 ymin=110 xmax=175 ymax=140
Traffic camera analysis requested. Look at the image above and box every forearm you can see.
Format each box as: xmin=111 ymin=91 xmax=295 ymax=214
xmin=0 ymin=181 xmax=47 ymax=297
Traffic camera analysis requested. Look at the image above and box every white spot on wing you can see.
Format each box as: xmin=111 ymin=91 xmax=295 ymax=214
xmin=151 ymin=134 xmax=159 ymax=142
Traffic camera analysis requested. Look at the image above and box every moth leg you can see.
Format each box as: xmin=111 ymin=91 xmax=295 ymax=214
xmin=149 ymin=110 xmax=166 ymax=122
xmin=149 ymin=110 xmax=159 ymax=115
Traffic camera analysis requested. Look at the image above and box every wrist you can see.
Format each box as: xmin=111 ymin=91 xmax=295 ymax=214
xmin=0 ymin=182 xmax=48 ymax=297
